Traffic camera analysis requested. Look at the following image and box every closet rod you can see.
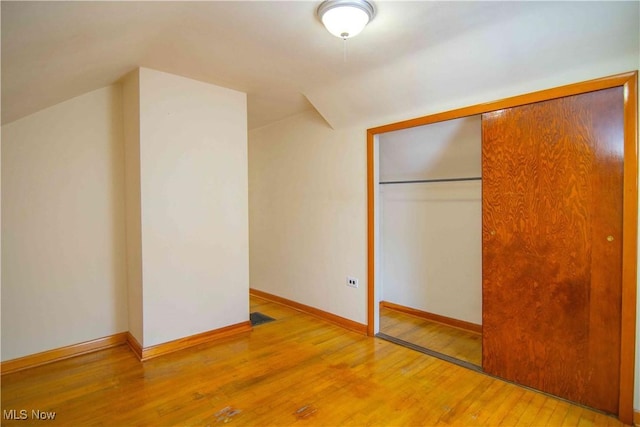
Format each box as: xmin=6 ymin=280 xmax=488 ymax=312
xmin=379 ymin=177 xmax=482 ymax=185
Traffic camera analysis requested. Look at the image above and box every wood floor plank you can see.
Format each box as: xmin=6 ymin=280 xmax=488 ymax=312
xmin=547 ymin=401 xmax=572 ymax=426
xmin=514 ymin=391 xmax=547 ymax=426
xmin=0 ymin=297 xmax=624 ymax=426
xmin=563 ymin=405 xmax=586 ymax=426
xmin=524 ymin=397 xmax=557 ymax=427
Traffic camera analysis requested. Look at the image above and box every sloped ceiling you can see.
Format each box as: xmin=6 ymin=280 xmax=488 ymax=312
xmin=307 ymin=1 xmax=640 ymax=129
xmin=2 ymin=1 xmax=638 ymax=129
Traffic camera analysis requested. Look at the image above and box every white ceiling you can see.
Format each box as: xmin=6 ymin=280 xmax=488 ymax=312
xmin=2 ymin=1 xmax=639 ymax=129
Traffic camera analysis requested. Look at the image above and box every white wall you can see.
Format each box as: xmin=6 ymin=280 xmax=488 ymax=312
xmin=248 ymin=110 xmax=367 ymax=324
xmin=379 ymin=116 xmax=482 ymax=183
xmin=379 ymin=116 xmax=482 ymax=324
xmin=1 ymin=68 xmax=250 ymax=357
xmin=1 ymin=86 xmax=128 ymax=360
xmin=381 ymin=182 xmax=481 ymax=324
xmin=122 ymin=70 xmax=143 ymax=344
xmin=137 ymin=68 xmax=248 ymax=347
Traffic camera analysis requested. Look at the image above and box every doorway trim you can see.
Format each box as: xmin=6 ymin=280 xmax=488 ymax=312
xmin=366 ymin=71 xmax=638 ymax=424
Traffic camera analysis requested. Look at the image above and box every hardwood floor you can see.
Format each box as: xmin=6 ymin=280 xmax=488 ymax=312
xmin=379 ymin=306 xmax=482 ymax=366
xmin=1 ymin=297 xmax=622 ymax=426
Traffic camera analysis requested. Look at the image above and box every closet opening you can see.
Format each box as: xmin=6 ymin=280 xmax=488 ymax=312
xmin=375 ymin=115 xmax=482 ymax=368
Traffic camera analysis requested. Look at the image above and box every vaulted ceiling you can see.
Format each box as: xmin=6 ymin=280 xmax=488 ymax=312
xmin=2 ymin=1 xmax=638 ymax=129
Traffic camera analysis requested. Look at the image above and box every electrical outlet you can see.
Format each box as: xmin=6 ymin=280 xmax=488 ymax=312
xmin=346 ymin=276 xmax=359 ymax=288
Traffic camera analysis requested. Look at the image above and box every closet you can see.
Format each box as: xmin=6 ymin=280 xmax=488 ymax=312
xmin=366 ymin=72 xmax=637 ymax=423
xmin=377 ymin=115 xmax=482 ymax=367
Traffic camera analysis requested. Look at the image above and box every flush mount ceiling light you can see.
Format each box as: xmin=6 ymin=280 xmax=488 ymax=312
xmin=317 ymin=0 xmax=376 ymax=39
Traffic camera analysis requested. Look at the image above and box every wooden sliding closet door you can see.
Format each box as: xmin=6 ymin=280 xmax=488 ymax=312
xmin=481 ymin=87 xmax=624 ymax=414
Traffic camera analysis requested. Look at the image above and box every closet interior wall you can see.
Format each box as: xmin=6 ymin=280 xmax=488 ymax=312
xmin=379 ymin=115 xmax=482 ymax=325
